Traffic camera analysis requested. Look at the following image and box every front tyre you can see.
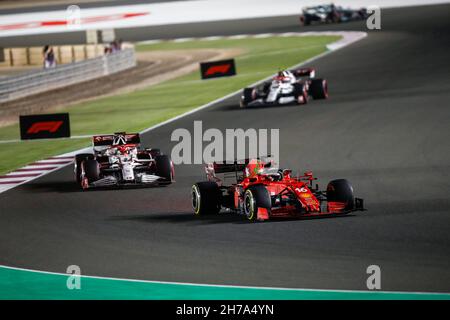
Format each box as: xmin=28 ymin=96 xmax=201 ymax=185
xmin=74 ymin=153 xmax=94 ymax=183
xmin=240 ymin=88 xmax=254 ymax=108
xmin=243 ymin=185 xmax=271 ymax=221
xmin=326 ymin=179 xmax=355 ymax=211
xmin=192 ymin=182 xmax=221 ymax=215
xmin=293 ymin=83 xmax=308 ymax=105
xmin=81 ymin=159 xmax=100 ymax=189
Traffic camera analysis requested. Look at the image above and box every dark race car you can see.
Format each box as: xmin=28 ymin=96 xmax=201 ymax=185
xmin=299 ymin=3 xmax=368 ymax=26
xmin=191 ymin=158 xmax=364 ymax=221
xmin=240 ymin=68 xmax=328 ymax=107
xmin=74 ymin=132 xmax=174 ymax=189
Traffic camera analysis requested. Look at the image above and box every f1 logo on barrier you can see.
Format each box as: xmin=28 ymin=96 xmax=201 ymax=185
xmin=20 ymin=113 xmax=70 ymax=140
xmin=200 ymin=59 xmax=236 ymax=79
xmin=27 ymin=121 xmax=63 ymax=134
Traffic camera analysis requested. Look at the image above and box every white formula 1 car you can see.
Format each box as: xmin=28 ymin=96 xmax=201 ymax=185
xmin=240 ymin=68 xmax=328 ymax=107
xmin=74 ymin=132 xmax=174 ymax=189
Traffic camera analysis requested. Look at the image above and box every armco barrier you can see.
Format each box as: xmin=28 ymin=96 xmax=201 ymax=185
xmin=0 ymin=48 xmax=136 ymax=103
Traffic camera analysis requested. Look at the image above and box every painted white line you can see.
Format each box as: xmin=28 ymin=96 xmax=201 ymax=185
xmin=0 ymin=176 xmax=32 ymax=182
xmin=200 ymin=36 xmax=223 ymax=41
xmin=172 ymin=37 xmax=195 ymax=43
xmin=1 ymin=264 xmax=448 ymax=296
xmin=252 ymin=33 xmax=275 ymax=38
xmin=31 ymin=159 xmax=73 ymax=164
xmin=227 ymin=34 xmax=248 ymax=40
xmin=5 ymin=171 xmax=44 ymax=176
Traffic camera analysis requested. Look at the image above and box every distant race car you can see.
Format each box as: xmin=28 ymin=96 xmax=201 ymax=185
xmin=299 ymin=3 xmax=368 ymax=26
xmin=240 ymin=68 xmax=328 ymax=107
xmin=191 ymin=158 xmax=364 ymax=221
xmin=74 ymin=132 xmax=174 ymax=189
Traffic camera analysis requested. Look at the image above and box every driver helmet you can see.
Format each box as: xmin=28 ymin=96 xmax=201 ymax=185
xmin=275 ymin=70 xmax=294 ymax=82
xmin=245 ymin=159 xmax=264 ymax=178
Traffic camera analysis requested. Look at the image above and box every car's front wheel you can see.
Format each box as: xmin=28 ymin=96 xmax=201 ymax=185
xmin=81 ymin=159 xmax=100 ymax=189
xmin=243 ymin=185 xmax=271 ymax=221
xmin=74 ymin=153 xmax=94 ymax=183
xmin=326 ymin=179 xmax=355 ymax=211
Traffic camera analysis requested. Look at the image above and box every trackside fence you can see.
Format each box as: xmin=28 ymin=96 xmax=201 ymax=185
xmin=0 ymin=48 xmax=136 ymax=103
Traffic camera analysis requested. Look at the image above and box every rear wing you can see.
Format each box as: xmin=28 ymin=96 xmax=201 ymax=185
xmin=92 ymin=133 xmax=140 ymax=150
xmin=205 ymin=156 xmax=274 ymax=183
xmin=291 ymin=67 xmax=316 ymax=78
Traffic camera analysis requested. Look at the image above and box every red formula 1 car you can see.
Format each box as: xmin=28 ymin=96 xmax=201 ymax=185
xmin=191 ymin=158 xmax=364 ymax=221
xmin=74 ymin=132 xmax=174 ymax=189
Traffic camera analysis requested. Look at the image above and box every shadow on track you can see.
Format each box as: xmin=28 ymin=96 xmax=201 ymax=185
xmin=21 ymin=181 xmax=171 ymax=193
xmin=109 ymin=211 xmax=354 ymax=225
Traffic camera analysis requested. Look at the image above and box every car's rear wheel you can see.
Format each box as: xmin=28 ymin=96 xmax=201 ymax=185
xmin=243 ymin=185 xmax=271 ymax=221
xmin=192 ymin=182 xmax=221 ymax=215
xmin=309 ymin=79 xmax=328 ymax=99
xmin=326 ymin=179 xmax=355 ymax=211
xmin=155 ymin=154 xmax=173 ymax=184
xmin=74 ymin=153 xmax=93 ymax=183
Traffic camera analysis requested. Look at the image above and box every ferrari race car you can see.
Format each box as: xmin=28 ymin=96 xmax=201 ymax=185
xmin=240 ymin=68 xmax=328 ymax=107
xmin=299 ymin=4 xmax=368 ymax=26
xmin=192 ymin=158 xmax=364 ymax=221
xmin=74 ymin=132 xmax=174 ymax=189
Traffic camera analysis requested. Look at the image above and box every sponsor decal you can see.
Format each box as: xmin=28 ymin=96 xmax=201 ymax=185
xmin=200 ymin=59 xmax=236 ymax=79
xmin=20 ymin=113 xmax=70 ymax=140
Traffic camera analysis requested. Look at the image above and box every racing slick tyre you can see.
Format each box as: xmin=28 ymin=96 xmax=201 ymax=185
xmin=326 ymin=179 xmax=355 ymax=211
xmin=155 ymin=155 xmax=173 ymax=184
xmin=240 ymin=88 xmax=254 ymax=108
xmin=81 ymin=159 xmax=100 ymax=189
xmin=192 ymin=182 xmax=221 ymax=215
xmin=244 ymin=185 xmax=271 ymax=221
xmin=309 ymin=79 xmax=328 ymax=99
xmin=75 ymin=153 xmax=94 ymax=183
xmin=293 ymin=83 xmax=308 ymax=105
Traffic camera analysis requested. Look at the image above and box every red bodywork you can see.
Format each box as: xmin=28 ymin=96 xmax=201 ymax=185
xmin=205 ymin=159 xmax=361 ymax=221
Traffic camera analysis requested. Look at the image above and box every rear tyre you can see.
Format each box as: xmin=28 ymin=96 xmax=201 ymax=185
xmin=243 ymin=185 xmax=271 ymax=221
xmin=240 ymin=88 xmax=254 ymax=108
xmin=293 ymin=83 xmax=308 ymax=105
xmin=326 ymin=179 xmax=355 ymax=211
xmin=75 ymin=153 xmax=93 ymax=183
xmin=192 ymin=182 xmax=221 ymax=215
xmin=155 ymin=155 xmax=173 ymax=184
xmin=309 ymin=79 xmax=328 ymax=99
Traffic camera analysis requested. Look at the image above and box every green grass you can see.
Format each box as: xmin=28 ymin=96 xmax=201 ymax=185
xmin=1 ymin=266 xmax=449 ymax=300
xmin=0 ymin=36 xmax=339 ymax=175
